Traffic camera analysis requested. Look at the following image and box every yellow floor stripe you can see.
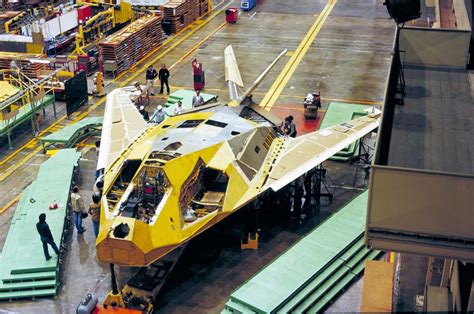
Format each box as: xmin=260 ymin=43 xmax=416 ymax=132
xmin=0 ymin=115 xmax=67 ymax=167
xmin=0 ymin=146 xmax=43 ymax=182
xmin=171 ymin=85 xmax=382 ymax=105
xmin=260 ymin=0 xmax=337 ymax=111
xmin=0 ymin=195 xmax=19 ymax=215
xmin=169 ymin=22 xmax=227 ymax=70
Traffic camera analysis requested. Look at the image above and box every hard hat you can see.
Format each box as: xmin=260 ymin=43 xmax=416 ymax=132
xmin=139 ymin=105 xmax=145 ymax=110
xmin=157 ymin=105 xmax=163 ymax=110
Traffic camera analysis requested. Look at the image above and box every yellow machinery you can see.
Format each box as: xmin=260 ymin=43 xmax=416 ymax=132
xmin=72 ymin=1 xmax=135 ymax=56
xmin=0 ymin=69 xmax=51 ymax=116
xmin=4 ymin=12 xmax=26 ymax=34
xmin=0 ymin=69 xmax=56 ymax=148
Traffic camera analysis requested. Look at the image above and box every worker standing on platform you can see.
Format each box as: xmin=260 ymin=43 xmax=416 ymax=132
xmin=36 ymin=213 xmax=60 ymax=261
xmin=150 ymin=105 xmax=169 ymax=124
xmin=71 ymin=186 xmax=86 ymax=234
xmin=192 ymin=90 xmax=204 ymax=108
xmin=159 ymin=64 xmax=170 ymax=95
xmin=145 ymin=65 xmax=158 ymax=96
xmin=174 ymin=101 xmax=184 ymax=115
xmin=89 ymin=194 xmax=101 ymax=238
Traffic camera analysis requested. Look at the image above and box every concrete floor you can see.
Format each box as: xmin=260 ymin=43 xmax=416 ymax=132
xmin=0 ymin=0 xmax=394 ymax=312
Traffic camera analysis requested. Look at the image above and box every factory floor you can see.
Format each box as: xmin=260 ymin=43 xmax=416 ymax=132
xmin=0 ymin=0 xmax=394 ymax=312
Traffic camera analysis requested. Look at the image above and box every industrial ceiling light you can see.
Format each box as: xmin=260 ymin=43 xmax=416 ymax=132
xmin=384 ymin=0 xmax=421 ymax=24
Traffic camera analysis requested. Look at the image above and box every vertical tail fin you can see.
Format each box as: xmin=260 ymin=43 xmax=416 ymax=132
xmin=224 ymin=45 xmax=287 ymax=107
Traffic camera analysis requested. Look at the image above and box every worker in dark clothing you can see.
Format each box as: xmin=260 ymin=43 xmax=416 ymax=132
xmin=36 ymin=213 xmax=60 ymax=261
xmin=139 ymin=105 xmax=149 ymax=121
xmin=287 ymin=116 xmax=297 ymax=138
xmin=158 ymin=64 xmax=170 ymax=95
xmin=145 ymin=65 xmax=158 ymax=96
xmin=280 ymin=116 xmax=297 ymax=138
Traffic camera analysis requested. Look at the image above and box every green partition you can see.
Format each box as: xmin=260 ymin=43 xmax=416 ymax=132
xmin=0 ymin=149 xmax=80 ymax=300
xmin=40 ymin=116 xmax=102 ymax=151
xmin=318 ymin=102 xmax=372 ymax=161
xmin=224 ymin=191 xmax=382 ymax=313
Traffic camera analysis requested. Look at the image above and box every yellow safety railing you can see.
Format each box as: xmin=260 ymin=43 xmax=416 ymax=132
xmin=0 ymin=69 xmax=54 ymax=112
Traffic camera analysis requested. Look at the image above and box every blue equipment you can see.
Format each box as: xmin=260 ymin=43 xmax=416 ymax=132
xmin=240 ymin=0 xmax=256 ymax=11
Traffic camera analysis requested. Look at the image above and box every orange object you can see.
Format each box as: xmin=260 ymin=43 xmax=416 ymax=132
xmin=241 ymin=232 xmax=259 ymax=250
xmin=93 ymin=305 xmax=142 ymax=314
xmin=360 ymin=260 xmax=394 ymax=312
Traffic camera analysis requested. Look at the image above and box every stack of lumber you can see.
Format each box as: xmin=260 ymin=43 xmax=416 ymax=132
xmin=197 ymin=0 xmax=209 ymax=16
xmin=99 ymin=15 xmax=165 ymax=76
xmin=161 ymin=0 xmax=203 ymax=34
xmin=0 ymin=52 xmax=48 ymax=79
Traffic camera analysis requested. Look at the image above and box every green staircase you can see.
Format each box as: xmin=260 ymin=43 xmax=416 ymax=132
xmin=0 ymin=149 xmax=81 ymax=300
xmin=223 ymin=191 xmax=382 ymax=313
xmin=40 ymin=116 xmax=102 ymax=152
xmin=318 ymin=102 xmax=372 ymax=161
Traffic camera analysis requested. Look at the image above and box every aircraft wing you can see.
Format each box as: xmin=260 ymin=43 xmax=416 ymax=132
xmin=224 ymin=45 xmax=244 ymax=103
xmin=262 ymin=111 xmax=381 ymax=192
xmin=97 ymin=89 xmax=147 ymax=171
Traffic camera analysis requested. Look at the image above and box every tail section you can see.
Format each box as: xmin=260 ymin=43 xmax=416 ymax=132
xmin=224 ymin=45 xmax=287 ymax=107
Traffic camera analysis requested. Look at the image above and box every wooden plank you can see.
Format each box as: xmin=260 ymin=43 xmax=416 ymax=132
xmin=360 ymin=260 xmax=394 ymax=312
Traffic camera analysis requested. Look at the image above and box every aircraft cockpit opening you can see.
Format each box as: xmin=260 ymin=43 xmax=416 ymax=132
xmin=113 ymin=164 xmax=169 ymax=225
xmin=179 ymin=159 xmax=229 ymax=225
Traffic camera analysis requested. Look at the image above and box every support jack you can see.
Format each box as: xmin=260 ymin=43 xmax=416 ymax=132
xmin=348 ymin=133 xmax=376 ymax=176
xmin=241 ymin=232 xmax=259 ymax=250
xmin=309 ymin=164 xmax=333 ymax=206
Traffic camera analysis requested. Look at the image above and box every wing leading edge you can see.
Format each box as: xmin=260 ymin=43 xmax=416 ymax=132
xmin=262 ymin=110 xmax=381 ymax=192
xmin=97 ymin=89 xmax=147 ymax=171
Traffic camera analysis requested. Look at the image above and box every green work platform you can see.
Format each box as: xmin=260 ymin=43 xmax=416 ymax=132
xmin=318 ymin=102 xmax=372 ymax=161
xmin=0 ymin=94 xmax=56 ymax=149
xmin=0 ymin=149 xmax=81 ymax=300
xmin=163 ymin=90 xmax=218 ymax=115
xmin=39 ymin=116 xmax=102 ymax=152
xmin=223 ymin=191 xmax=382 ymax=313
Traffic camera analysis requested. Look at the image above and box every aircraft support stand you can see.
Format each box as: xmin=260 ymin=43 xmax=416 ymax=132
xmin=313 ymin=164 xmax=333 ymax=206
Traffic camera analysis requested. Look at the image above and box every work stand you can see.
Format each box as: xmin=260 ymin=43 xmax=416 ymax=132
xmin=306 ymin=164 xmax=333 ymax=206
xmin=348 ymin=134 xmax=376 ymax=176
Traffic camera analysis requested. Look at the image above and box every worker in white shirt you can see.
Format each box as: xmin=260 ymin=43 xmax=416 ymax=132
xmin=192 ymin=90 xmax=204 ymax=108
xmin=174 ymin=101 xmax=184 ymax=115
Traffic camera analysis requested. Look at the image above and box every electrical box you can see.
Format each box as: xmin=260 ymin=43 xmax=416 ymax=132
xmin=240 ymin=0 xmax=256 ymax=11
xmin=77 ymin=5 xmax=92 ymax=23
